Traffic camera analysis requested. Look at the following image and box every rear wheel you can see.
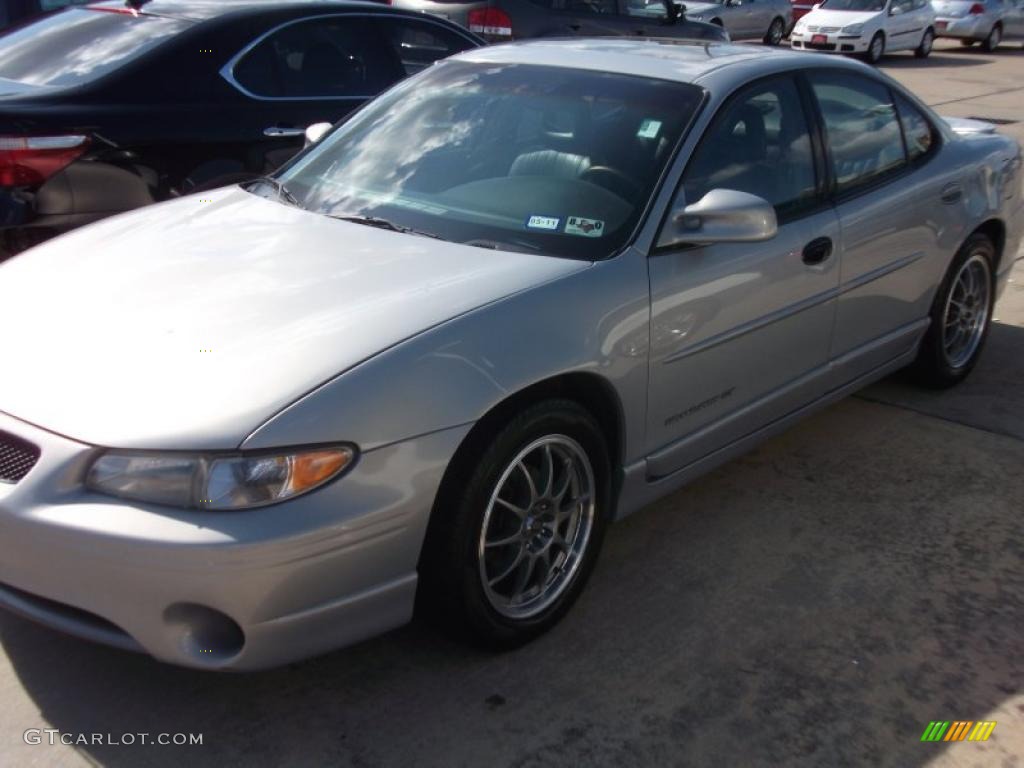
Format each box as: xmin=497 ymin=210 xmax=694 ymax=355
xmin=915 ymin=27 xmax=934 ymax=58
xmin=981 ymin=23 xmax=1001 ymax=51
xmin=865 ymin=32 xmax=885 ymax=63
xmin=911 ymin=234 xmax=996 ymax=388
xmin=764 ymin=16 xmax=785 ymax=45
xmin=419 ymin=400 xmax=611 ymax=648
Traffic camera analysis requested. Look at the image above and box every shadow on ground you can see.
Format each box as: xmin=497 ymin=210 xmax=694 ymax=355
xmin=3 ymin=337 xmax=1023 ymax=767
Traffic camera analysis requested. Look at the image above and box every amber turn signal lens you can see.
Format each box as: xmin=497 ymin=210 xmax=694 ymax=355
xmin=287 ymin=449 xmax=353 ymax=494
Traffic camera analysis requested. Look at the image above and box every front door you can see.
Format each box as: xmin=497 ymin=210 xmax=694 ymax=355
xmin=645 ymin=74 xmax=840 ymax=478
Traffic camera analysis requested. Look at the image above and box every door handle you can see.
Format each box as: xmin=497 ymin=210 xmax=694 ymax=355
xmin=634 ymin=28 xmax=646 ymax=34
xmin=263 ymin=126 xmax=305 ymax=138
xmin=940 ymin=183 xmax=963 ymax=204
xmin=568 ymin=23 xmax=581 ymax=31
xmin=802 ymin=236 xmax=833 ymax=265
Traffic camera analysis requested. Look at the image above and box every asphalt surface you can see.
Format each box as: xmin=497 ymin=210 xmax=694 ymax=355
xmin=2 ymin=39 xmax=1023 ymax=768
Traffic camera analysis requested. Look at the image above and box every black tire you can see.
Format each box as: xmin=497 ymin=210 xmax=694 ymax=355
xmin=981 ymin=23 xmax=1001 ymax=52
xmin=915 ymin=27 xmax=934 ymax=58
xmin=865 ymin=31 xmax=885 ymax=64
xmin=764 ymin=16 xmax=785 ymax=45
xmin=418 ymin=399 xmax=612 ymax=649
xmin=910 ymin=233 xmax=996 ymax=388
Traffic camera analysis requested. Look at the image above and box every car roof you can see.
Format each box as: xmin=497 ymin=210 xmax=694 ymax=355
xmin=85 ymin=0 xmax=387 ymax=22
xmin=454 ymin=38 xmax=868 ymax=86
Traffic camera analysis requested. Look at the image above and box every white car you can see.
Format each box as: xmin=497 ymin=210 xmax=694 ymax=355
xmin=791 ymin=0 xmax=937 ymax=62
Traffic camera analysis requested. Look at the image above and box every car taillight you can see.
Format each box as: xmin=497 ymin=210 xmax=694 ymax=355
xmin=968 ymin=2 xmax=985 ymax=12
xmin=0 ymin=135 xmax=90 ymax=188
xmin=468 ymin=7 xmax=513 ymax=41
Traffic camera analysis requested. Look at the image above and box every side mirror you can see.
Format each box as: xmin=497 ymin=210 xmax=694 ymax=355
xmin=304 ymin=122 xmax=333 ymax=148
xmin=889 ymin=4 xmax=903 ymax=13
xmin=656 ymin=188 xmax=777 ymax=248
xmin=662 ymin=0 xmax=680 ymax=21
xmin=812 ymin=2 xmax=820 ymax=8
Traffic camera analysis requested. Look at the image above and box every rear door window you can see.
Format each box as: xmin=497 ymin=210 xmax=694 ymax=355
xmin=0 ymin=8 xmax=191 ymax=87
xmin=377 ymin=18 xmax=476 ymax=76
xmin=231 ymin=16 xmax=405 ymax=99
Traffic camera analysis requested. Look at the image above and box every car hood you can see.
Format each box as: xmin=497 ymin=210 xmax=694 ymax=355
xmin=799 ymin=8 xmax=881 ymax=25
xmin=683 ymin=3 xmax=722 ymax=15
xmin=0 ymin=187 xmax=589 ymax=450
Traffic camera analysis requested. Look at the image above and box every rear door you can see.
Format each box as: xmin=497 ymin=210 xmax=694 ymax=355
xmin=806 ymin=70 xmax=967 ymax=384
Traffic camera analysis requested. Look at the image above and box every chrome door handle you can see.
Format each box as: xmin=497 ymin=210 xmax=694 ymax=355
xmin=263 ymin=126 xmax=305 ymax=138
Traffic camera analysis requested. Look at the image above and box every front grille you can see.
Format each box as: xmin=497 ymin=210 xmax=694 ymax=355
xmin=0 ymin=430 xmax=40 ymax=483
xmin=806 ymin=41 xmax=838 ymax=50
xmin=806 ymin=25 xmax=840 ymax=32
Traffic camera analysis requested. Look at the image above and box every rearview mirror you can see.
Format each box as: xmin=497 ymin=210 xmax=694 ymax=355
xmin=656 ymin=188 xmax=777 ymax=249
xmin=304 ymin=122 xmax=333 ymax=148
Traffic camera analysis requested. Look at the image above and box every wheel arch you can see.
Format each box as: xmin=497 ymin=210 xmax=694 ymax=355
xmin=971 ymin=218 xmax=1007 ymax=271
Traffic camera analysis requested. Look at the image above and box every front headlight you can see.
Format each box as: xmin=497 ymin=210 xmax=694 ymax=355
xmin=841 ymin=23 xmax=864 ymax=34
xmin=87 ymin=446 xmax=355 ymax=510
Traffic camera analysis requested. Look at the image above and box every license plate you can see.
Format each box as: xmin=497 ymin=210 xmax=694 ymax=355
xmin=811 ymin=34 xmax=828 ymax=44
xmin=936 ymin=21 xmax=948 ymax=29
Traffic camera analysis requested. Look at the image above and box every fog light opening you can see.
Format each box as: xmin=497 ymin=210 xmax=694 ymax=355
xmin=164 ymin=603 xmax=245 ymax=663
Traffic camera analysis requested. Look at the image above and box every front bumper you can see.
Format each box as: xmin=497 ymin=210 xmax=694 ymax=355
xmin=933 ymin=16 xmax=988 ymax=39
xmin=790 ymin=31 xmax=870 ymax=53
xmin=0 ymin=411 xmax=469 ymax=670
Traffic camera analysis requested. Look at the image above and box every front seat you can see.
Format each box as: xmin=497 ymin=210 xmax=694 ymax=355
xmin=509 ymin=150 xmax=591 ymax=180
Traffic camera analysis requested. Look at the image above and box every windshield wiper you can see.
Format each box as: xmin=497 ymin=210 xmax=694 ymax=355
xmin=244 ymin=177 xmax=301 ymax=208
xmin=328 ymin=214 xmax=446 ymax=241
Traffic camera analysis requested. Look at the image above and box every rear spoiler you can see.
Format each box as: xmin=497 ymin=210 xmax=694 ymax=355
xmin=942 ymin=116 xmax=998 ymax=136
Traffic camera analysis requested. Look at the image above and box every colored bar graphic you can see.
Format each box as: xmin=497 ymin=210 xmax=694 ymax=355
xmin=922 ymin=721 xmax=996 ymax=742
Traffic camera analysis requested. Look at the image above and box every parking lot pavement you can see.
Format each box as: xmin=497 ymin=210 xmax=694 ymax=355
xmin=1 ymin=40 xmax=1023 ymax=768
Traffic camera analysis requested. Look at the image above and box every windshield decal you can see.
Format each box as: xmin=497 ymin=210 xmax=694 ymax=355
xmin=565 ymin=216 xmax=605 ymax=238
xmin=526 ymin=215 xmax=561 ymax=232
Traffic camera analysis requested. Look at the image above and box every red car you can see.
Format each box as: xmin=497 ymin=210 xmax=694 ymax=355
xmin=790 ymin=0 xmax=816 ymax=22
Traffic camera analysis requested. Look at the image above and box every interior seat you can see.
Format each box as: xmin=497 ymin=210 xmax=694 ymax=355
xmin=509 ymin=150 xmax=591 ymax=180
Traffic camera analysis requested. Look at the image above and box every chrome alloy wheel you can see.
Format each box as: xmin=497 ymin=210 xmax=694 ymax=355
xmin=768 ymin=18 xmax=784 ymax=45
xmin=478 ymin=435 xmax=595 ymax=620
xmin=942 ymin=252 xmax=991 ymax=369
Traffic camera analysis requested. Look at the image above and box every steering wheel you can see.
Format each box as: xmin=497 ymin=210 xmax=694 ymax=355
xmin=580 ymin=166 xmax=643 ymax=201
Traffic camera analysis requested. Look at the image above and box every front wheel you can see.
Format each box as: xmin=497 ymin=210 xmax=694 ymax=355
xmin=865 ymin=32 xmax=885 ymax=64
xmin=419 ymin=400 xmax=611 ymax=648
xmin=764 ymin=17 xmax=785 ymax=45
xmin=915 ymin=27 xmax=934 ymax=58
xmin=911 ymin=234 xmax=996 ymax=388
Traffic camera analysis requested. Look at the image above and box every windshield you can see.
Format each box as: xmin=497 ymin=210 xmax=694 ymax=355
xmin=276 ymin=61 xmax=704 ymax=260
xmin=820 ymin=0 xmax=886 ymax=11
xmin=0 ymin=9 xmax=190 ymax=88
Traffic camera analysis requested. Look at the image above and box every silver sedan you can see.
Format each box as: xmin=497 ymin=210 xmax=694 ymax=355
xmin=682 ymin=0 xmax=794 ymax=42
xmin=0 ymin=40 xmax=1020 ymax=670
xmin=932 ymin=0 xmax=1024 ymax=49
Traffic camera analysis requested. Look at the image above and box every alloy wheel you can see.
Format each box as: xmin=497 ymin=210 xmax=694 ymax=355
xmin=941 ymin=252 xmax=991 ymax=369
xmin=768 ymin=18 xmax=784 ymax=45
xmin=478 ymin=435 xmax=595 ymax=620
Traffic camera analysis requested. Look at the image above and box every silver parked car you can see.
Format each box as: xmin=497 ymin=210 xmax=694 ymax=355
xmin=933 ymin=0 xmax=1024 ymax=50
xmin=0 ymin=40 xmax=1020 ymax=670
xmin=679 ymin=0 xmax=794 ymax=43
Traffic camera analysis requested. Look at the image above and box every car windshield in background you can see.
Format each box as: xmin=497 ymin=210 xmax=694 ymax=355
xmin=0 ymin=9 xmax=191 ymax=87
xmin=820 ymin=0 xmax=887 ymax=10
xmin=277 ymin=61 xmax=704 ymax=260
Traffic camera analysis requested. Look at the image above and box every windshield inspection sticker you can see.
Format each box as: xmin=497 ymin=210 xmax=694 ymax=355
xmin=526 ymin=215 xmax=561 ymax=231
xmin=565 ymin=216 xmax=605 ymax=238
xmin=637 ymin=119 xmax=662 ymax=139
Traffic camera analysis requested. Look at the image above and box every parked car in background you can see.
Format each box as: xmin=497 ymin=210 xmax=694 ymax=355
xmin=0 ymin=0 xmax=480 ymax=258
xmin=390 ymin=0 xmax=728 ymax=43
xmin=790 ymin=0 xmax=816 ymax=23
xmin=0 ymin=0 xmax=88 ymax=31
xmin=676 ymin=0 xmax=793 ymax=44
xmin=791 ymin=0 xmax=936 ymax=62
xmin=933 ymin=0 xmax=1024 ymax=50
xmin=0 ymin=39 xmax=1019 ymax=670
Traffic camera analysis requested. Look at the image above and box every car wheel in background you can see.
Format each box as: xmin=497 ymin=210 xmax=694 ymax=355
xmin=418 ymin=400 xmax=611 ymax=649
xmin=764 ymin=17 xmax=785 ymax=45
xmin=866 ymin=32 xmax=885 ymax=63
xmin=915 ymin=27 xmax=934 ymax=58
xmin=911 ymin=233 xmax=996 ymax=388
xmin=981 ymin=24 xmax=1001 ymax=51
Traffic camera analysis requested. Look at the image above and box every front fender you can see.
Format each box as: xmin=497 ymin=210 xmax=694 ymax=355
xmin=241 ymin=248 xmax=652 ymax=464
